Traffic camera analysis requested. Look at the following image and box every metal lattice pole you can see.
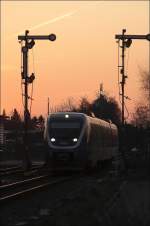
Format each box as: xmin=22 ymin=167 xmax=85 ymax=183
xmin=18 ymin=30 xmax=56 ymax=170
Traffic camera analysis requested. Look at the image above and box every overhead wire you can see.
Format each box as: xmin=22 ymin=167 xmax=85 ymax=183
xmin=124 ymin=102 xmax=129 ymax=120
xmin=124 ymin=47 xmax=131 ymax=121
xmin=125 ymin=47 xmax=130 ymax=75
xmin=117 ymin=40 xmax=122 ymax=106
xmin=29 ymin=47 xmax=35 ymax=115
xmin=117 ymin=39 xmax=131 ymax=122
xmin=20 ymin=41 xmax=25 ymax=109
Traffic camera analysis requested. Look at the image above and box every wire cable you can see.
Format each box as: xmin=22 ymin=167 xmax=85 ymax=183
xmin=117 ymin=39 xmax=131 ymax=122
xmin=29 ymin=48 xmax=35 ymax=115
xmin=124 ymin=101 xmax=129 ymax=120
xmin=125 ymin=47 xmax=130 ymax=77
xmin=117 ymin=40 xmax=122 ymax=106
xmin=20 ymin=41 xmax=25 ymax=109
xmin=30 ymin=83 xmax=33 ymax=114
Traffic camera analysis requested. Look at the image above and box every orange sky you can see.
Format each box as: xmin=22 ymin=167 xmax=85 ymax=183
xmin=1 ymin=1 xmax=149 ymax=119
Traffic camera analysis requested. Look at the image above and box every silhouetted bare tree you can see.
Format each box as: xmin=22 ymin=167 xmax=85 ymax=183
xmin=52 ymin=97 xmax=77 ymax=112
xmin=131 ymin=104 xmax=149 ymax=127
xmin=91 ymin=94 xmax=121 ymax=125
xmin=38 ymin=115 xmax=45 ymax=129
xmin=3 ymin=108 xmax=23 ymax=130
xmin=140 ymin=70 xmax=150 ymax=104
xmin=11 ymin=109 xmax=21 ymax=122
xmin=31 ymin=116 xmax=38 ymax=128
xmin=132 ymin=70 xmax=150 ymax=127
xmin=77 ymin=97 xmax=92 ymax=116
xmin=49 ymin=93 xmax=121 ymax=125
xmin=2 ymin=109 xmax=6 ymax=118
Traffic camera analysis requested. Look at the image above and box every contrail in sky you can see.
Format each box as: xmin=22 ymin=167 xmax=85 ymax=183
xmin=12 ymin=10 xmax=77 ymax=37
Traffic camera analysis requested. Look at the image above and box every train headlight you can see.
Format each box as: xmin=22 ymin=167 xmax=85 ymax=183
xmin=73 ymin=138 xmax=78 ymax=142
xmin=65 ymin=114 xmax=69 ymax=118
xmin=51 ymin=138 xmax=56 ymax=142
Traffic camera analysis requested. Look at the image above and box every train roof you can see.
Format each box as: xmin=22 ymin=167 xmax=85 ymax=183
xmin=87 ymin=115 xmax=117 ymax=130
xmin=47 ymin=112 xmax=117 ymax=129
xmin=48 ymin=112 xmax=86 ymax=119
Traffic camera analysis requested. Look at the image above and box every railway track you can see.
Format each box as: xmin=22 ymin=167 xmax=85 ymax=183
xmin=0 ymin=174 xmax=72 ymax=204
xmin=0 ymin=164 xmax=44 ymax=177
xmin=0 ymin=167 xmax=104 ymax=204
xmin=0 ymin=165 xmax=22 ymax=172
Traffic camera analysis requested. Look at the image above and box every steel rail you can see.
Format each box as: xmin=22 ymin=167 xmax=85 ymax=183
xmin=0 ymin=166 xmax=22 ymax=172
xmin=0 ymin=174 xmax=49 ymax=190
xmin=0 ymin=175 xmax=71 ymax=204
xmin=0 ymin=164 xmax=44 ymax=177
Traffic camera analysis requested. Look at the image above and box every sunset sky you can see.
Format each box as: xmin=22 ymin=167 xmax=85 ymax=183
xmin=1 ymin=1 xmax=149 ymax=119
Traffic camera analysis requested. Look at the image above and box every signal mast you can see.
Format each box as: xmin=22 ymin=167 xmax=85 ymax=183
xmin=115 ymin=29 xmax=150 ymax=171
xmin=18 ymin=30 xmax=56 ymax=170
xmin=115 ymin=29 xmax=150 ymax=126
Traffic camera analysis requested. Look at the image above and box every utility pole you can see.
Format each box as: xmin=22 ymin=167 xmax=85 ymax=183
xmin=100 ymin=83 xmax=103 ymax=98
xmin=18 ymin=30 xmax=56 ymax=170
xmin=48 ymin=97 xmax=50 ymax=116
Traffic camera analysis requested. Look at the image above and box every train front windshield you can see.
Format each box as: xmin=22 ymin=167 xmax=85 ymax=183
xmin=48 ymin=118 xmax=83 ymax=146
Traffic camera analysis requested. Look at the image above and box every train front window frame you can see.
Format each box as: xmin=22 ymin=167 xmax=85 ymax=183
xmin=48 ymin=117 xmax=84 ymax=145
xmin=51 ymin=122 xmax=81 ymax=129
